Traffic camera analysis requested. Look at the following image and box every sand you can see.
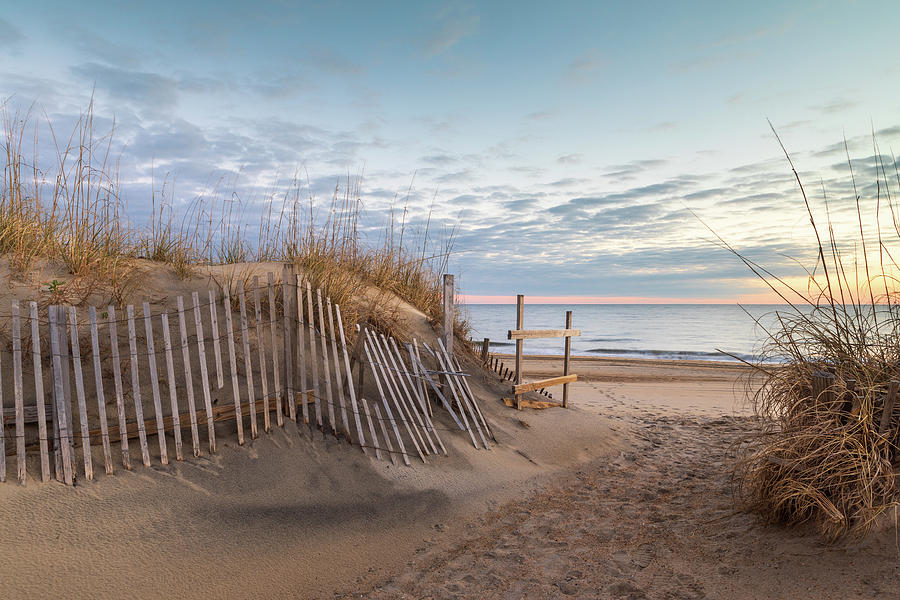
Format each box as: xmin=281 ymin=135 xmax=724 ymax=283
xmin=2 ymin=306 xmax=899 ymax=599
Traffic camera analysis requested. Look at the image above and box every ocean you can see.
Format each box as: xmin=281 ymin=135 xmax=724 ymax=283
xmin=464 ymin=304 xmax=792 ymax=363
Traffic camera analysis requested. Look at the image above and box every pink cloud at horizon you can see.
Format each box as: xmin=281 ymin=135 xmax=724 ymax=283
xmin=458 ymin=293 xmax=784 ymax=305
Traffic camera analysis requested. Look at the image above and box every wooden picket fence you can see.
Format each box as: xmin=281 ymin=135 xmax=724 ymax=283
xmin=0 ymin=265 xmax=492 ymax=486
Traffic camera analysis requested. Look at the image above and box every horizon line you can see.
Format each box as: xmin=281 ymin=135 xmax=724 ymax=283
xmin=458 ymin=295 xmax=758 ymax=305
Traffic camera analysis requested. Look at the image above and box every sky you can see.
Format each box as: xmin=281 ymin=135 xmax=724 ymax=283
xmin=2 ymin=0 xmax=900 ymax=302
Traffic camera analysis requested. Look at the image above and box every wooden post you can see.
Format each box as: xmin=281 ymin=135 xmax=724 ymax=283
xmin=266 ymin=273 xmax=283 ymax=427
xmin=177 ymin=296 xmax=201 ymax=456
xmin=68 ymin=307 xmax=94 ymax=480
xmin=515 ymin=295 xmax=524 ymax=410
xmin=107 ymin=306 xmax=131 ymax=470
xmin=317 ymin=288 xmax=336 ymax=435
xmin=192 ymin=292 xmax=216 ymax=453
xmin=442 ymin=274 xmax=455 ymax=360
xmin=253 ymin=276 xmax=271 ymax=432
xmin=563 ymin=310 xmax=572 ymax=409
xmin=209 ymin=290 xmax=224 ymax=389
xmin=222 ymin=286 xmax=245 ymax=445
xmin=142 ymin=302 xmax=168 ymax=465
xmin=12 ymin=301 xmax=26 ymax=484
xmin=30 ymin=302 xmax=51 ymax=482
xmin=237 ymin=281 xmax=258 ymax=439
xmin=481 ymin=338 xmax=489 ymax=364
xmin=127 ymin=305 xmax=152 ymax=467
xmin=160 ymin=311 xmax=184 ymax=461
xmin=59 ymin=306 xmax=74 ymax=462
xmin=327 ymin=298 xmax=349 ymax=438
xmin=336 ymin=305 xmax=368 ymax=453
xmin=306 ymin=281 xmax=321 ymax=429
xmin=281 ymin=265 xmax=296 ymax=423
xmin=294 ymin=275 xmax=308 ymax=425
xmin=89 ymin=307 xmax=114 ymax=474
xmin=49 ymin=307 xmax=74 ymax=485
xmin=369 ymin=399 xmax=394 ymax=464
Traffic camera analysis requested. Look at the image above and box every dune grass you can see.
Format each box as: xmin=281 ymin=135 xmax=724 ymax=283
xmin=0 ymin=101 xmax=464 ymax=342
xmin=719 ymin=127 xmax=900 ymax=540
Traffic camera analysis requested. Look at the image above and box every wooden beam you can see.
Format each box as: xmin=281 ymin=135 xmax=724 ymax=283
xmin=512 ymin=374 xmax=577 ymax=395
xmin=507 ymin=328 xmax=581 ymax=340
xmin=503 ymin=397 xmax=562 ymax=409
xmin=514 ymin=295 xmax=524 ymax=410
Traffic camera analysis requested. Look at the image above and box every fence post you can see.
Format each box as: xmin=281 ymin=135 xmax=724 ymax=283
xmin=481 ymin=338 xmax=489 ymax=364
xmin=514 ymin=295 xmax=524 ymax=410
xmin=442 ymin=274 xmax=454 ymax=358
xmin=563 ymin=310 xmax=572 ymax=408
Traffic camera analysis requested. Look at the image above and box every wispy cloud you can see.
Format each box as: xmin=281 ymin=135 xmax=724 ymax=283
xmin=422 ymin=7 xmax=479 ymax=57
xmin=565 ymin=48 xmax=605 ymax=83
xmin=0 ymin=18 xmax=24 ymax=50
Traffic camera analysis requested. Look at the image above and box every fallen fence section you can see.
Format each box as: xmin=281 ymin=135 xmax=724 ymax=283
xmin=0 ymin=266 xmax=492 ymax=486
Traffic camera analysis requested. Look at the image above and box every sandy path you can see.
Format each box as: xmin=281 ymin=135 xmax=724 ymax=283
xmin=349 ymin=360 xmax=900 ymax=600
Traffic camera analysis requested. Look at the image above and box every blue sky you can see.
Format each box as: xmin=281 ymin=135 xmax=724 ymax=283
xmin=2 ymin=1 xmax=900 ymax=301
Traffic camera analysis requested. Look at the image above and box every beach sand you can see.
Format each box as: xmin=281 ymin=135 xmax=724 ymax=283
xmin=2 ymin=352 xmax=898 ymax=599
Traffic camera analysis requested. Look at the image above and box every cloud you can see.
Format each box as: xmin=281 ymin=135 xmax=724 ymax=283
xmin=556 ymin=153 xmax=582 ymax=164
xmin=71 ymin=62 xmax=179 ymax=110
xmin=422 ymin=8 xmax=479 ymax=56
xmin=306 ymin=48 xmax=364 ymax=75
xmin=525 ymin=108 xmax=555 ymax=121
xmin=0 ymin=18 xmax=24 ymax=50
xmin=565 ymin=49 xmax=605 ymax=82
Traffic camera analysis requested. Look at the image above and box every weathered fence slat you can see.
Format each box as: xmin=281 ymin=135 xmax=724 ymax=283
xmin=381 ymin=334 xmax=436 ymax=455
xmin=143 ymin=302 xmax=168 ymax=465
xmin=31 ymin=302 xmax=51 ymax=481
xmin=326 ymin=298 xmax=349 ymax=438
xmin=431 ymin=340 xmax=482 ymax=449
xmin=407 ymin=346 xmax=465 ymax=431
xmin=412 ymin=340 xmax=432 ymax=418
xmin=294 ymin=275 xmax=309 ymax=425
xmin=177 ymin=296 xmax=201 ymax=457
xmin=209 ymin=290 xmax=224 ymax=389
xmin=222 ymin=286 xmax=245 ymax=445
xmin=161 ymin=312 xmax=184 ymax=461
xmin=192 ymin=292 xmax=216 ymax=453
xmin=265 ymin=273 xmax=283 ymax=426
xmin=371 ymin=333 xmax=429 ymax=460
xmin=370 ymin=399 xmax=396 ymax=465
xmin=12 ymin=301 xmax=26 ymax=484
xmin=49 ymin=307 xmax=74 ymax=485
xmin=436 ymin=339 xmax=488 ymax=450
xmin=238 ymin=281 xmax=258 ymax=439
xmin=407 ymin=342 xmax=447 ymax=455
xmin=107 ymin=306 xmax=131 ymax=470
xmin=306 ymin=280 xmax=322 ymax=429
xmin=89 ymin=307 xmax=114 ymax=474
xmin=281 ymin=265 xmax=296 ymax=423
xmin=337 ymin=308 xmax=368 ymax=453
xmin=59 ymin=307 xmax=75 ymax=462
xmin=317 ymin=288 xmax=336 ymax=435
xmin=253 ymin=277 xmax=271 ymax=432
xmin=67 ymin=307 xmax=94 ymax=480
xmin=362 ymin=330 xmax=410 ymax=465
xmin=451 ymin=352 xmax=493 ymax=440
xmin=127 ymin=305 xmax=152 ymax=467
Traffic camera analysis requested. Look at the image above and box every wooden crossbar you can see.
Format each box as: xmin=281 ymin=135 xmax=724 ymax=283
xmin=507 ymin=328 xmax=581 ymax=340
xmin=512 ymin=374 xmax=577 ymax=395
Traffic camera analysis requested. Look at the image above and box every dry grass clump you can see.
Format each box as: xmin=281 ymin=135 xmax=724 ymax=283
xmin=722 ymin=127 xmax=900 ymax=540
xmin=1 ymin=100 xmax=464 ymax=341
